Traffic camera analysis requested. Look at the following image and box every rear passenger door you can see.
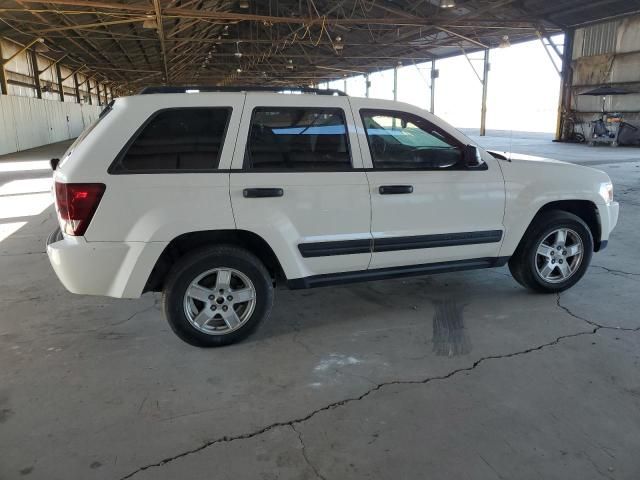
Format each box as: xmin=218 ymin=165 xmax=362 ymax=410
xmin=229 ymin=93 xmax=372 ymax=281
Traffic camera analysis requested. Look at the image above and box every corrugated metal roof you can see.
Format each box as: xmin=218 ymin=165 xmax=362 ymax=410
xmin=1 ymin=0 xmax=639 ymax=91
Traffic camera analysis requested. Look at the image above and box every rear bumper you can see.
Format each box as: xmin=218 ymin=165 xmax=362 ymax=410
xmin=46 ymin=228 xmax=167 ymax=298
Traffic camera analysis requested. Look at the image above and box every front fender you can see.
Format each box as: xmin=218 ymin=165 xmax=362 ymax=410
xmin=499 ymin=159 xmax=612 ymax=256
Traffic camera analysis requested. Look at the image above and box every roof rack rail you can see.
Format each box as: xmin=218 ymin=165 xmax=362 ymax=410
xmin=138 ymin=85 xmax=347 ymax=96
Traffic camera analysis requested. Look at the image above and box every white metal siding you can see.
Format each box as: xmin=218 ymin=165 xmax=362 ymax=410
xmin=0 ymin=95 xmax=102 ymax=155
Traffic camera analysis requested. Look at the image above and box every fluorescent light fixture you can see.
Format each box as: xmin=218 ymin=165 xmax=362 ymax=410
xmin=440 ymin=0 xmax=455 ymax=7
xmin=185 ymin=89 xmax=200 ymax=94
xmin=499 ymin=35 xmax=511 ymax=48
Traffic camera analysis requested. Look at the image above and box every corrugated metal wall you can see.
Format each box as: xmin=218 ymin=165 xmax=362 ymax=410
xmin=569 ymin=14 xmax=640 ymax=130
xmin=580 ymin=20 xmax=619 ymax=57
xmin=0 ymin=95 xmax=102 ymax=155
xmin=0 ymin=36 xmax=113 ymax=156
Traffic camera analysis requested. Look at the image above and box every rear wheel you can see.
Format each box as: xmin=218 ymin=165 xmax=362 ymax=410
xmin=162 ymin=245 xmax=273 ymax=347
xmin=509 ymin=211 xmax=593 ymax=293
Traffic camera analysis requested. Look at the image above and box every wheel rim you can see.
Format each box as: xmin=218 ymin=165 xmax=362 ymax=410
xmin=534 ymin=228 xmax=584 ymax=284
xmin=183 ymin=268 xmax=256 ymax=335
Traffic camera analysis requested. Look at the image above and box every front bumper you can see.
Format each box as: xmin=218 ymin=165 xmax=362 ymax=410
xmin=601 ymin=201 xmax=619 ymax=242
xmin=46 ymin=228 xmax=167 ymax=298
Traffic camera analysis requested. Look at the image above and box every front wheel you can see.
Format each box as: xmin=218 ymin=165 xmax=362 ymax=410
xmin=508 ymin=211 xmax=593 ymax=293
xmin=162 ymin=246 xmax=273 ymax=347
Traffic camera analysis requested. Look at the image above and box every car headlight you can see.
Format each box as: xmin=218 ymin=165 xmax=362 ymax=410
xmin=599 ymin=182 xmax=613 ymax=204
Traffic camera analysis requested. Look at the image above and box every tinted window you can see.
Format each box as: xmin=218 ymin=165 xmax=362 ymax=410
xmin=114 ymin=108 xmax=230 ymax=172
xmin=362 ymin=110 xmax=463 ymax=170
xmin=246 ymin=108 xmax=351 ymax=170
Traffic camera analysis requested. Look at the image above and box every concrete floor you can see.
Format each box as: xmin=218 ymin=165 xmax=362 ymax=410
xmin=1 ymin=136 xmax=639 ymax=480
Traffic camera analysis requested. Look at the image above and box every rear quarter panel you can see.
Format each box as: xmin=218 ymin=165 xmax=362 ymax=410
xmin=56 ymin=93 xmax=245 ymax=242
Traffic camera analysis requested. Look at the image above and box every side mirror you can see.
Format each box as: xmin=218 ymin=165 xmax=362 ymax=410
xmin=463 ymin=145 xmax=486 ymax=169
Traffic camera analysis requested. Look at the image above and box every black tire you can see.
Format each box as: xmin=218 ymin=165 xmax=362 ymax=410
xmin=508 ymin=210 xmax=593 ymax=293
xmin=162 ymin=245 xmax=273 ymax=347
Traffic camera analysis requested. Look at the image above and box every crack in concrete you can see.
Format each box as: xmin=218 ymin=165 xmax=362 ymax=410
xmin=119 ymin=328 xmax=605 ymax=479
xmin=50 ymin=303 xmax=159 ymax=337
xmin=555 ymin=293 xmax=602 ymax=328
xmin=556 ymin=293 xmax=640 ymax=332
xmin=291 ymin=424 xmax=327 ymax=480
xmin=118 ymin=296 xmax=640 ymax=480
xmin=104 ymin=299 xmax=160 ymax=330
xmin=582 ymin=451 xmax=616 ymax=480
xmin=0 ymin=251 xmax=46 ymax=257
xmin=592 ymin=265 xmax=640 ymax=277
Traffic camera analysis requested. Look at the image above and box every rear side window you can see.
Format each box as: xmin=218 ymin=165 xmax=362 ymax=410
xmin=111 ymin=107 xmax=231 ymax=173
xmin=245 ymin=107 xmax=351 ymax=170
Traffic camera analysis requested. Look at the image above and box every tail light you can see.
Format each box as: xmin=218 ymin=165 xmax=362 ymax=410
xmin=55 ymin=182 xmax=105 ymax=236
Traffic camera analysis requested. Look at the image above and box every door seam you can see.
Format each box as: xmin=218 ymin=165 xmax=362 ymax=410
xmin=227 ymin=93 xmax=248 ymax=230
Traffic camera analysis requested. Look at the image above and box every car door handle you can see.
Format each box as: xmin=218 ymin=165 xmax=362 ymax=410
xmin=243 ymin=188 xmax=284 ymax=198
xmin=379 ymin=185 xmax=413 ymax=195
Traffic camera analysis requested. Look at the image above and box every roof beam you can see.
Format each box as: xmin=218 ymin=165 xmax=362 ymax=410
xmin=152 ymin=0 xmax=169 ymax=83
xmin=13 ymin=0 xmax=503 ymax=27
xmin=434 ymin=26 xmax=488 ymax=48
xmin=35 ymin=17 xmax=146 ymax=33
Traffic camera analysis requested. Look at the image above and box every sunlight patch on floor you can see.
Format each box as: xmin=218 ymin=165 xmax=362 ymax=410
xmin=0 ymin=221 xmax=28 ymax=242
xmin=0 ymin=160 xmax=50 ymax=173
xmin=0 ymin=177 xmax=52 ymax=196
xmin=0 ymin=193 xmax=53 ymax=220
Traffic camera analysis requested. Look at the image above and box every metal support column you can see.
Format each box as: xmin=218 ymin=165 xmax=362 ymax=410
xmin=87 ymin=78 xmax=93 ymax=105
xmin=29 ymin=49 xmax=42 ymax=99
xmin=430 ymin=59 xmax=437 ymax=114
xmin=96 ymin=81 xmax=101 ymax=106
xmin=55 ymin=63 xmax=64 ymax=101
xmin=393 ymin=66 xmax=398 ymax=101
xmin=343 ymin=78 xmax=347 ymax=95
xmin=480 ymin=49 xmax=490 ymax=137
xmin=73 ymin=73 xmax=81 ymax=103
xmin=365 ymin=73 xmax=370 ymax=98
xmin=0 ymin=41 xmax=8 ymax=95
xmin=555 ymin=30 xmax=574 ymax=141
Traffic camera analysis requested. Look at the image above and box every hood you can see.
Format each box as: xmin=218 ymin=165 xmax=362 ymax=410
xmin=491 ymin=149 xmax=611 ymax=188
xmin=487 ymin=150 xmax=571 ymax=166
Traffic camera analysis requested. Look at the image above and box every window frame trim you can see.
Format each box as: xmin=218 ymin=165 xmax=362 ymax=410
xmin=242 ymin=106 xmax=355 ymax=172
xmin=108 ymin=106 xmax=233 ymax=175
xmin=359 ymin=108 xmax=473 ymax=172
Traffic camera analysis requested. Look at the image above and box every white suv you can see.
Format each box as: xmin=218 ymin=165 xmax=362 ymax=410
xmin=46 ymin=86 xmax=619 ymax=347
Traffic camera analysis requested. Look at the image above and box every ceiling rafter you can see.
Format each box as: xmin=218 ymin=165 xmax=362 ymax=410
xmin=2 ymin=0 xmax=638 ymax=92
